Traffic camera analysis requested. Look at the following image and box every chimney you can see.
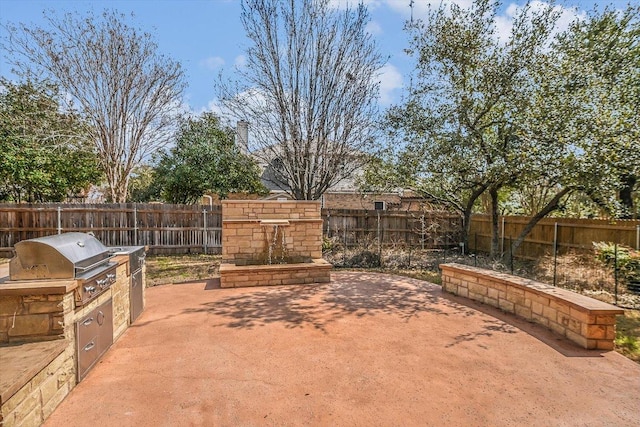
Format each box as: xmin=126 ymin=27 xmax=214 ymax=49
xmin=236 ymin=120 xmax=249 ymax=155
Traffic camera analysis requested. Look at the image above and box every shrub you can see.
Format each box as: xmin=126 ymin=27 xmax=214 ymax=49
xmin=593 ymin=242 xmax=640 ymax=284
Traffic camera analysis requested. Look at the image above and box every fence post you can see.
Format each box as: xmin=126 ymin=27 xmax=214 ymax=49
xmin=614 ymin=243 xmax=618 ymax=305
xmin=377 ymin=211 xmax=382 ymax=265
xmin=57 ymin=207 xmax=62 ymax=235
xmin=500 ymin=216 xmax=505 ymax=256
xmin=552 ymin=222 xmax=558 ymax=286
xmin=474 ymin=233 xmax=478 ymax=267
xmin=509 ymin=235 xmax=513 ymax=274
xmin=133 ymin=205 xmax=138 ymax=246
xmin=203 ymin=209 xmax=208 ymax=255
xmin=636 ymin=224 xmax=639 ymax=250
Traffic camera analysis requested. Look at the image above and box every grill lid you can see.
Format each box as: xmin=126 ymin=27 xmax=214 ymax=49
xmin=10 ymin=232 xmax=112 ymax=280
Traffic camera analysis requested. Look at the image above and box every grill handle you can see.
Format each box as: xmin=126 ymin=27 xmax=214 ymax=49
xmin=74 ymin=257 xmax=112 ymax=274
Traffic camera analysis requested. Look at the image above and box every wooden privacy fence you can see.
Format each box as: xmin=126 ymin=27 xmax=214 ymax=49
xmin=322 ymin=209 xmax=462 ymax=249
xmin=469 ymin=215 xmax=640 ymax=258
xmin=0 ymin=203 xmax=222 ymax=256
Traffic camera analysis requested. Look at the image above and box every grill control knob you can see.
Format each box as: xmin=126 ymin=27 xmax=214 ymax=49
xmin=106 ymin=273 xmax=116 ymax=283
xmin=84 ymin=285 xmax=96 ymax=293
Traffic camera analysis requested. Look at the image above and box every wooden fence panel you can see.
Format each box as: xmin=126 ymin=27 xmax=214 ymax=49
xmin=4 ymin=203 xmax=636 ymax=259
xmin=469 ymin=215 xmax=640 ymax=257
xmin=0 ymin=203 xmax=222 ymax=256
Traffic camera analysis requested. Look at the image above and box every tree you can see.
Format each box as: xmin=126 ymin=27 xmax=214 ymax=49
xmin=0 ymin=78 xmax=101 ymax=202
xmin=219 ymin=0 xmax=384 ymax=200
xmin=378 ymin=0 xmax=559 ymax=257
xmin=551 ymin=5 xmax=640 ymax=219
xmin=127 ymin=165 xmax=161 ymax=203
xmin=4 ymin=10 xmax=185 ymax=202
xmin=153 ymin=113 xmax=267 ymax=204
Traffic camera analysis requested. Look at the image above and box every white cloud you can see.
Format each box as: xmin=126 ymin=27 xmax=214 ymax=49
xmin=385 ymin=0 xmax=474 ymax=20
xmin=201 ymin=56 xmax=226 ymax=71
xmin=494 ymin=2 xmax=585 ymax=44
xmin=365 ymin=20 xmax=383 ymax=35
xmin=328 ymin=0 xmax=382 ymax=10
xmin=234 ymin=55 xmax=247 ymax=69
xmin=378 ymin=63 xmax=403 ymax=106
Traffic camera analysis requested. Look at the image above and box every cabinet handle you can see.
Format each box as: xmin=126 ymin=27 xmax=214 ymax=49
xmin=83 ymin=341 xmax=95 ymax=351
xmin=82 ymin=317 xmax=94 ymax=326
xmin=97 ymin=311 xmax=104 ymax=325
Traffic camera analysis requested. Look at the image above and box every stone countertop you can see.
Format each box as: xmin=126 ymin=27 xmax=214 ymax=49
xmin=0 ymin=340 xmax=67 ymax=404
xmin=0 ymin=278 xmax=77 ymax=296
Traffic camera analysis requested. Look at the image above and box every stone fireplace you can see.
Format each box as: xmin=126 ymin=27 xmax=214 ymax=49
xmin=219 ymin=200 xmax=331 ymax=288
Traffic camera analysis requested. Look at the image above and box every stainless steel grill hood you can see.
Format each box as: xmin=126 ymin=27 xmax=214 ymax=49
xmin=10 ymin=232 xmax=113 ymax=281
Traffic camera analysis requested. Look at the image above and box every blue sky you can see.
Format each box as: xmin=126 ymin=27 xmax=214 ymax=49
xmin=0 ymin=0 xmax=633 ymax=113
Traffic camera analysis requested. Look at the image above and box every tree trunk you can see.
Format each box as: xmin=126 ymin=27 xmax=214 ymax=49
xmin=460 ymin=184 xmax=490 ymax=251
xmin=489 ymin=187 xmax=500 ymax=259
xmin=508 ymin=187 xmax=573 ymax=259
xmin=619 ymin=174 xmax=636 ymax=219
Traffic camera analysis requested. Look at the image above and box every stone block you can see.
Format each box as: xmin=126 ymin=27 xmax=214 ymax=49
xmin=514 ymin=305 xmax=532 ymax=320
xmin=41 ymin=379 xmax=71 ymax=420
xmin=531 ymin=313 xmax=549 ymax=328
xmin=468 ymin=283 xmax=487 ymax=296
xmin=596 ymin=340 xmax=614 ymax=351
xmin=484 ymin=297 xmax=498 ymax=307
xmin=596 ymin=315 xmax=616 ymax=326
xmin=549 ymin=321 xmax=566 ymax=336
xmin=27 ymin=301 xmax=62 ymax=315
xmin=10 ymin=390 xmax=40 ymax=427
xmin=542 ymin=306 xmax=557 ymax=323
xmin=8 ymin=314 xmax=50 ymax=337
xmin=531 ymin=301 xmax=544 ymax=315
xmin=487 ymin=288 xmax=500 ymax=300
xmin=586 ymin=324 xmax=607 ymax=340
xmin=506 ymin=291 xmax=526 ymax=307
xmin=498 ymin=299 xmax=515 ymax=313
xmin=0 ymin=296 xmax=21 ymax=313
xmin=565 ymin=330 xmax=588 ymax=349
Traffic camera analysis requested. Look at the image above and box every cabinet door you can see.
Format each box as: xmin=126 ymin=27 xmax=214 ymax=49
xmin=130 ymin=270 xmax=144 ymax=323
xmin=76 ymin=298 xmax=113 ymax=381
xmin=96 ymin=298 xmax=114 ymax=358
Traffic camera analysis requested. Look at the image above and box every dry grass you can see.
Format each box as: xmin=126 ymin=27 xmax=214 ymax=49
xmin=145 ymin=254 xmax=221 ymax=287
xmin=616 ymin=310 xmax=640 ymax=363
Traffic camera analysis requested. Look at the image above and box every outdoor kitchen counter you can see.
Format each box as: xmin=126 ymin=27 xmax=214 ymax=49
xmin=0 ymin=278 xmax=77 ymax=295
xmin=0 ymin=340 xmax=68 ymax=405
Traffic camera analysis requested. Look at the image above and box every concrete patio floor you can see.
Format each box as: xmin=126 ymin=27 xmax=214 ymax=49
xmin=44 ymin=272 xmax=640 ymax=426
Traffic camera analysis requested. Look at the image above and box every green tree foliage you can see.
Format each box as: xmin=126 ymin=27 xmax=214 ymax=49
xmin=377 ymin=0 xmax=559 ymax=256
xmin=153 ymin=113 xmax=267 ymax=204
xmin=0 ymin=78 xmax=101 ymax=202
xmin=550 ymin=5 xmax=640 ymax=218
xmin=4 ymin=10 xmax=185 ymax=202
xmin=127 ymin=165 xmax=161 ymax=203
xmin=367 ymin=0 xmax=639 ymax=261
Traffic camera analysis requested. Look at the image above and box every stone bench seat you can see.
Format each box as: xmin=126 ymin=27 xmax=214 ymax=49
xmin=440 ymin=263 xmax=624 ymax=350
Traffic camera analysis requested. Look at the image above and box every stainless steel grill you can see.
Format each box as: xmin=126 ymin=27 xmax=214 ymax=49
xmin=10 ymin=232 xmax=117 ymax=305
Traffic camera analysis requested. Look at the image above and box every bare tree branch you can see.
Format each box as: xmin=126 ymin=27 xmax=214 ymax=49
xmin=4 ymin=10 xmax=186 ymax=202
xmin=219 ymin=0 xmax=384 ymax=200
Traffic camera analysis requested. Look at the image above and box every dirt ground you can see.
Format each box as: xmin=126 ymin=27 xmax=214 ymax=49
xmin=44 ymin=272 xmax=639 ymax=427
